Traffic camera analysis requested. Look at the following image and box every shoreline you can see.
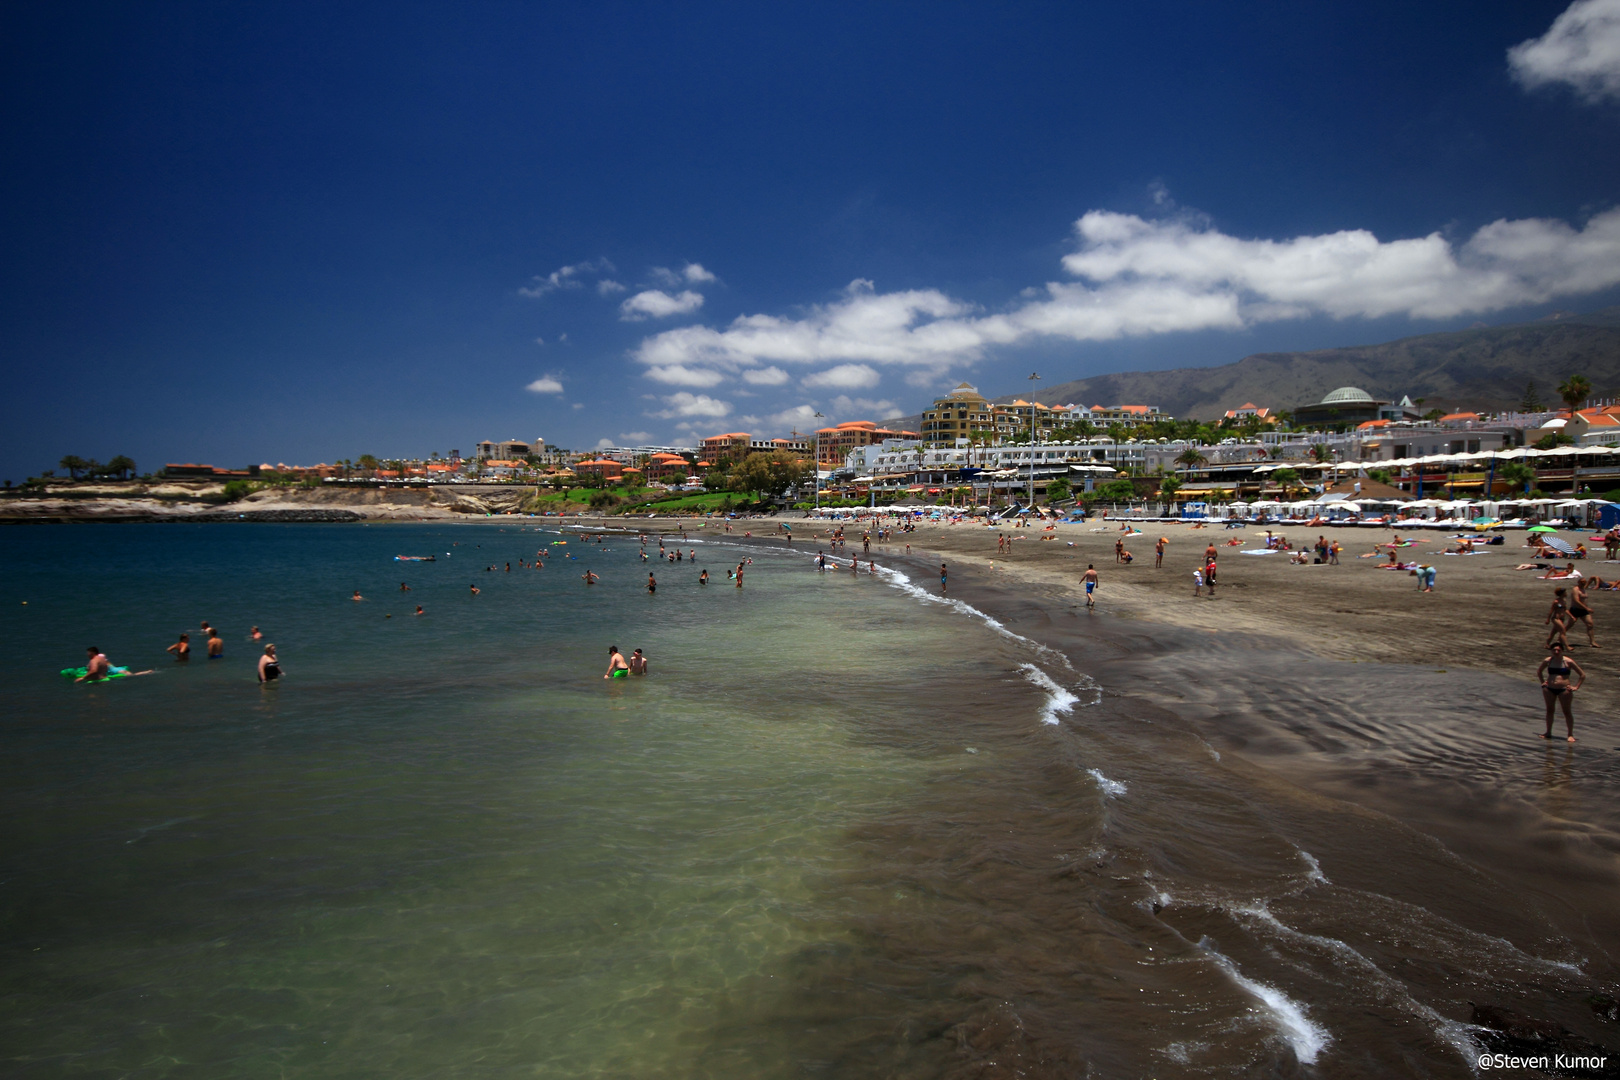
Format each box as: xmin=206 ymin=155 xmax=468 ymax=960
xmin=863 ymin=521 xmax=1620 ymax=1016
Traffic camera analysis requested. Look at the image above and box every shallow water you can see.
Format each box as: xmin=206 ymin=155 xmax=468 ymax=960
xmin=2 ymin=523 xmax=1616 ymax=1077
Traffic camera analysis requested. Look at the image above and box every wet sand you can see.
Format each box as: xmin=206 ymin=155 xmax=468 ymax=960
xmin=881 ymin=516 xmax=1620 ymax=1066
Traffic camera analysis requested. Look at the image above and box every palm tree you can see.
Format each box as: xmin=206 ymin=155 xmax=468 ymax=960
xmin=1500 ymin=461 xmax=1535 ymax=495
xmin=59 ymin=455 xmax=88 ymax=479
xmin=1309 ymin=443 xmax=1331 ymax=464
xmin=1559 ymin=374 xmax=1592 ymax=417
xmin=106 ymin=455 xmax=136 ymax=480
xmin=1174 ymin=447 xmax=1207 ymax=479
xmin=357 ymin=454 xmax=379 ymax=475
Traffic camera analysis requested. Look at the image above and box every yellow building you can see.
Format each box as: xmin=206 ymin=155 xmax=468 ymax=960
xmin=920 ymin=384 xmax=995 ymax=445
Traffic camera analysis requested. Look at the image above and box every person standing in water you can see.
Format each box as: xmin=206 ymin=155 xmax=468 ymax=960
xmin=1082 ymin=565 xmax=1098 ymax=608
xmin=167 ymin=633 xmax=190 ymax=661
xmin=699 ymin=569 xmax=709 ymax=584
xmin=1537 ymin=643 xmax=1585 ymax=742
xmin=604 ymin=645 xmax=629 ymax=679
xmin=647 ymin=572 xmax=657 ymax=594
xmin=940 ymin=562 xmax=948 ymax=593
xmin=582 ymin=570 xmax=598 ymax=585
xmin=207 ymin=627 xmax=225 ymax=658
xmin=628 ymin=649 xmax=648 ymax=675
xmin=257 ymin=644 xmax=282 ymax=684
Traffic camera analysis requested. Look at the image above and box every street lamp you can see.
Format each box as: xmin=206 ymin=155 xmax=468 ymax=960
xmin=1027 ymin=372 xmax=1041 ymax=507
xmin=813 ymin=411 xmax=825 ymax=509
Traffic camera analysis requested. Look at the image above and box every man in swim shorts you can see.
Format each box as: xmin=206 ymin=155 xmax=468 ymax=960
xmin=647 ymin=572 xmax=656 ymax=593
xmin=604 ymin=645 xmax=629 ymax=679
xmin=207 ymin=627 xmax=225 ymax=658
xmin=628 ymin=649 xmax=648 ymax=675
xmin=77 ymin=646 xmax=110 ymax=682
xmin=1082 ymin=564 xmax=1098 ymax=608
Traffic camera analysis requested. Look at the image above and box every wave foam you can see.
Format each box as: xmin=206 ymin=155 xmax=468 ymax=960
xmin=1198 ymin=938 xmax=1330 ymax=1065
xmin=1087 ymin=768 xmax=1127 ymax=798
xmin=1019 ymin=663 xmax=1080 ymax=725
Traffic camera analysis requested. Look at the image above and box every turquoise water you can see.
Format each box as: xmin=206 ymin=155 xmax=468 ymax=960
xmin=0 ymin=523 xmax=1052 ymax=1077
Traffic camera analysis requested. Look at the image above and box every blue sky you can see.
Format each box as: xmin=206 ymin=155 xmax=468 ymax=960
xmin=4 ymin=1 xmax=1620 ymax=476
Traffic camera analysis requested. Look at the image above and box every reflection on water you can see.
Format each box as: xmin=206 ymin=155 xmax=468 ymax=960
xmin=0 ymin=523 xmax=1616 ymax=1077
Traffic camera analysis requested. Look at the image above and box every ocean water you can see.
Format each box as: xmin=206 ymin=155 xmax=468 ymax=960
xmin=2 ymin=522 xmax=1615 ymax=1078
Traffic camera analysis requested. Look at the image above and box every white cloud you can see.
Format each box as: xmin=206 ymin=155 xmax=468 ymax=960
xmin=597 ymin=279 xmax=627 ymax=295
xmin=767 ymin=403 xmax=823 ymax=430
xmin=620 ymin=289 xmax=706 ymax=321
xmin=831 ymin=395 xmax=898 ymax=418
xmin=741 ymin=366 xmax=791 ymax=385
xmin=904 ymin=368 xmax=952 ymax=388
xmin=1509 ymin=0 xmax=1620 ymax=102
xmin=683 ymin=262 xmax=717 ymax=283
xmin=525 ymin=375 xmax=565 ymax=394
xmin=651 ymin=392 xmax=731 ymax=419
xmin=803 ymin=363 xmax=881 ymax=389
xmin=519 ymin=258 xmax=615 ymax=298
xmin=571 ymin=402 xmax=585 ymax=410
xmin=596 ymin=438 xmax=615 ymax=450
xmin=534 ymin=336 xmax=545 ymax=346
xmin=645 ymin=364 xmax=726 ymax=387
xmin=629 ymin=207 xmax=1620 ymax=383
xmin=618 ymin=431 xmax=653 ymax=442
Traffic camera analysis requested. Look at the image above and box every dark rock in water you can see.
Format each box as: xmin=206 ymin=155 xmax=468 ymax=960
xmin=1470 ymin=1003 xmax=1618 ymax=1077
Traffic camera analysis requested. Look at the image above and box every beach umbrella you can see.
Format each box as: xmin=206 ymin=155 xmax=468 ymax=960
xmin=1528 ymin=525 xmax=1558 ymax=533
xmin=1543 ymin=536 xmax=1577 ymax=555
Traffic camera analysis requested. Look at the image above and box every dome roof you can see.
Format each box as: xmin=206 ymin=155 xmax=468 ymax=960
xmin=1320 ymin=386 xmax=1375 ymax=405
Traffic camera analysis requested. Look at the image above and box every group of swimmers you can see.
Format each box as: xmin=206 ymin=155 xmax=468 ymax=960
xmin=77 ymin=621 xmax=280 ymax=684
xmin=603 ymin=645 xmax=648 ymax=679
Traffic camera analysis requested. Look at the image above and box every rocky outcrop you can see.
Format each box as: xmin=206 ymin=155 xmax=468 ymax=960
xmin=0 ymin=481 xmax=548 ymax=522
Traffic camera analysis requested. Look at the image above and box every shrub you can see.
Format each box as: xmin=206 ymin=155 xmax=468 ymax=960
xmin=587 ymin=489 xmax=620 ymax=510
xmin=221 ymin=480 xmax=253 ymax=502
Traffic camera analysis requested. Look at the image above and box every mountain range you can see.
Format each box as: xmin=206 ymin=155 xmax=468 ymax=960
xmin=884 ymin=306 xmax=1620 ymax=429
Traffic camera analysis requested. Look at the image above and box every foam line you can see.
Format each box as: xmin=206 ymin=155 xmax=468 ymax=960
xmin=1228 ymin=900 xmax=1479 ymax=1066
xmin=1087 ymin=768 xmax=1127 ymax=797
xmin=1019 ymin=663 xmax=1081 ymax=725
xmin=1198 ymin=938 xmax=1330 ymax=1065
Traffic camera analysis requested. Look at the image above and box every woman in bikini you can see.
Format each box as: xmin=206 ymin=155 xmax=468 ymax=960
xmin=1545 ymin=588 xmax=1571 ymax=648
xmin=1537 ymin=643 xmax=1585 ymax=742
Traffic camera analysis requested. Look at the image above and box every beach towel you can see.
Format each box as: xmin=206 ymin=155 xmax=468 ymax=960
xmin=1240 ymin=549 xmax=1278 ymax=555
